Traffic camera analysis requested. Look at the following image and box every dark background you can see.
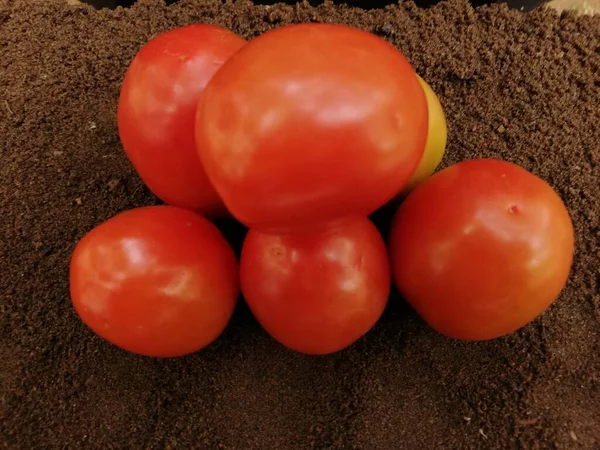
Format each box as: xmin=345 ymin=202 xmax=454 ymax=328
xmin=80 ymin=0 xmax=549 ymax=12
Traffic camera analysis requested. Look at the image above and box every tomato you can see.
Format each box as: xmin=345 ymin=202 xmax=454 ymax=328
xmin=69 ymin=206 xmax=239 ymax=357
xmin=388 ymin=159 xmax=574 ymax=341
xmin=400 ymin=75 xmax=448 ymax=195
xmin=118 ymin=25 xmax=245 ymax=216
xmin=196 ymin=23 xmax=428 ymax=232
xmin=240 ymin=218 xmax=391 ymax=355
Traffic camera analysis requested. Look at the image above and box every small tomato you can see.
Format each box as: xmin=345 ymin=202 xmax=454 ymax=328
xmin=118 ymin=25 xmax=245 ymax=216
xmin=401 ymin=75 xmax=448 ymax=194
xmin=389 ymin=159 xmax=574 ymax=341
xmin=240 ymin=218 xmax=391 ymax=355
xmin=69 ymin=206 xmax=239 ymax=357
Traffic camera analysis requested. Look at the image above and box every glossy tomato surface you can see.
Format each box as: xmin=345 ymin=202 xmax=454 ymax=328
xmin=69 ymin=206 xmax=239 ymax=357
xmin=389 ymin=159 xmax=574 ymax=341
xmin=401 ymin=75 xmax=447 ymax=195
xmin=196 ymin=23 xmax=428 ymax=232
xmin=118 ymin=25 xmax=245 ymax=216
xmin=240 ymin=218 xmax=391 ymax=355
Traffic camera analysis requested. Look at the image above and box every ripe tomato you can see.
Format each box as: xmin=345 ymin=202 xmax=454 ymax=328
xmin=240 ymin=218 xmax=391 ymax=355
xmin=69 ymin=206 xmax=239 ymax=357
xmin=196 ymin=23 xmax=428 ymax=232
xmin=389 ymin=159 xmax=574 ymax=341
xmin=118 ymin=25 xmax=245 ymax=216
xmin=400 ymin=75 xmax=448 ymax=195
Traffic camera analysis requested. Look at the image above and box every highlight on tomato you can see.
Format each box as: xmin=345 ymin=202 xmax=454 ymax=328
xmin=240 ymin=218 xmax=391 ymax=355
xmin=196 ymin=23 xmax=428 ymax=233
xmin=69 ymin=206 xmax=239 ymax=357
xmin=388 ymin=158 xmax=574 ymax=341
xmin=118 ymin=24 xmax=246 ymax=217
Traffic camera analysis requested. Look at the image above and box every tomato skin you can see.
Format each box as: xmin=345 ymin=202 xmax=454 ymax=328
xmin=118 ymin=25 xmax=245 ymax=216
xmin=196 ymin=23 xmax=428 ymax=232
xmin=240 ymin=218 xmax=391 ymax=355
xmin=401 ymin=75 xmax=448 ymax=195
xmin=389 ymin=159 xmax=574 ymax=341
xmin=69 ymin=206 xmax=239 ymax=357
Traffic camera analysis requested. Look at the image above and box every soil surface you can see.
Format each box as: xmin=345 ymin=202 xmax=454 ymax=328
xmin=1 ymin=0 xmax=599 ymax=448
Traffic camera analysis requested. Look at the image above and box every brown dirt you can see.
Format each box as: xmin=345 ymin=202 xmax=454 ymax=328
xmin=1 ymin=0 xmax=599 ymax=448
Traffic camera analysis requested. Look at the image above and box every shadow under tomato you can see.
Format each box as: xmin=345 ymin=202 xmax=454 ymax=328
xmin=212 ymin=217 xmax=248 ymax=257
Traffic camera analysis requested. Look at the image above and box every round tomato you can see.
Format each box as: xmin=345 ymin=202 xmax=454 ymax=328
xmin=389 ymin=159 xmax=574 ymax=341
xmin=69 ymin=206 xmax=239 ymax=357
xmin=400 ymin=75 xmax=448 ymax=195
xmin=240 ymin=218 xmax=391 ymax=355
xmin=196 ymin=23 xmax=428 ymax=232
xmin=118 ymin=25 xmax=245 ymax=216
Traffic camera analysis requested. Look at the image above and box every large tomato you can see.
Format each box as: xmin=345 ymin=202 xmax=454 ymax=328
xmin=118 ymin=25 xmax=245 ymax=216
xmin=389 ymin=159 xmax=574 ymax=341
xmin=69 ymin=206 xmax=239 ymax=357
xmin=240 ymin=218 xmax=391 ymax=355
xmin=196 ymin=23 xmax=428 ymax=232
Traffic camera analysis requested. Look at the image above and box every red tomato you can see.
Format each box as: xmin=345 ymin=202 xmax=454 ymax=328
xmin=240 ymin=218 xmax=391 ymax=355
xmin=69 ymin=206 xmax=239 ymax=357
xmin=196 ymin=23 xmax=428 ymax=232
xmin=388 ymin=159 xmax=574 ymax=341
xmin=118 ymin=25 xmax=245 ymax=216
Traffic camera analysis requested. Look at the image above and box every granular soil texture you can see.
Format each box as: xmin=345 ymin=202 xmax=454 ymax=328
xmin=1 ymin=0 xmax=599 ymax=448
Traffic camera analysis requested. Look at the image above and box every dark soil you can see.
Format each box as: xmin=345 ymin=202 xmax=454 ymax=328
xmin=1 ymin=0 xmax=599 ymax=448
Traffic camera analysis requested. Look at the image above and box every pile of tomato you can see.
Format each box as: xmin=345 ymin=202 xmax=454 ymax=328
xmin=69 ymin=23 xmax=575 ymax=358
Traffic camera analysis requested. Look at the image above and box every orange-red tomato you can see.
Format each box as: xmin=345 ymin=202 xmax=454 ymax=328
xmin=240 ymin=218 xmax=391 ymax=355
xmin=196 ymin=23 xmax=428 ymax=232
xmin=69 ymin=206 xmax=239 ymax=357
xmin=118 ymin=25 xmax=245 ymax=216
xmin=388 ymin=159 xmax=574 ymax=341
